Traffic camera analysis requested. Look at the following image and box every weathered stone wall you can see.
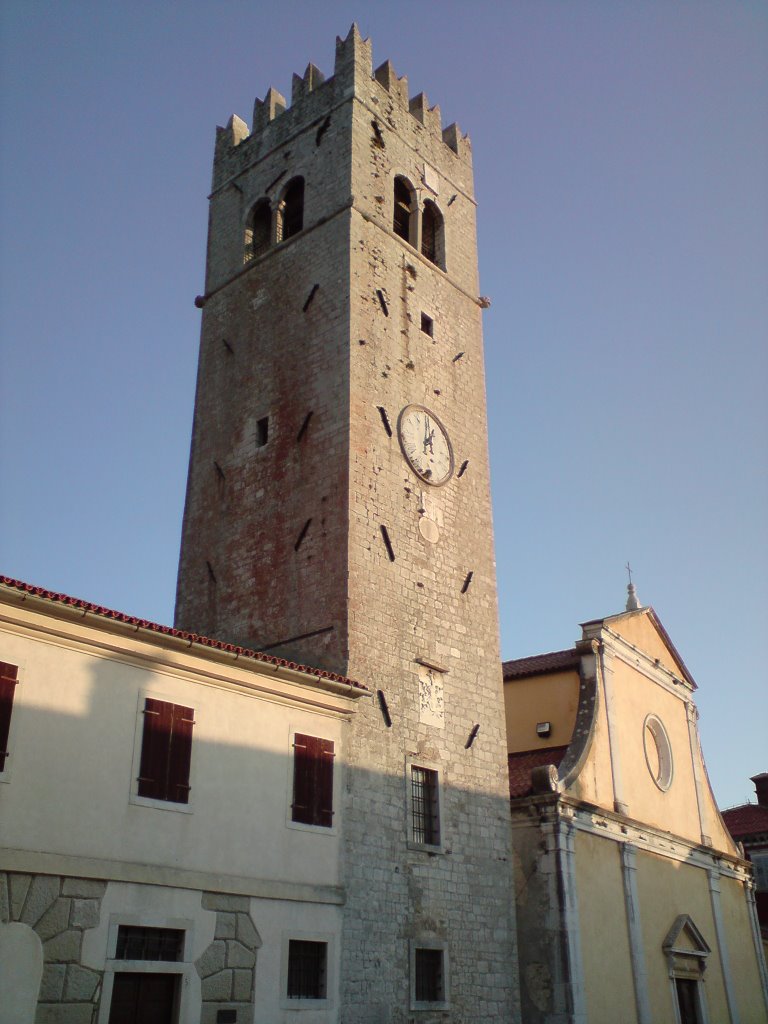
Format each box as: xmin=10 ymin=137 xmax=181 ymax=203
xmin=196 ymin=892 xmax=260 ymax=1024
xmin=340 ymin=34 xmax=518 ymax=1024
xmin=0 ymin=872 xmax=105 ymax=1024
xmin=175 ymin=25 xmax=521 ymax=1020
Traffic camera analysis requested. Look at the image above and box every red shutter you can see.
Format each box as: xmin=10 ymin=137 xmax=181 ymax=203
xmin=138 ymin=698 xmax=172 ymax=799
xmin=168 ymin=703 xmax=194 ymax=804
xmin=138 ymin=699 xmax=194 ymax=803
xmin=317 ymin=738 xmax=334 ymax=828
xmin=292 ymin=733 xmax=313 ymax=824
xmin=0 ymin=662 xmax=19 ymax=771
xmin=292 ymin=734 xmax=334 ymax=827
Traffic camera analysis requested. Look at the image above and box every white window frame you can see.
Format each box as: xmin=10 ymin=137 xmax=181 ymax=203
xmin=409 ymin=938 xmax=450 ymax=1011
xmin=128 ymin=690 xmax=194 ymax=815
xmin=405 ymin=755 xmax=445 ymax=854
xmin=280 ymin=930 xmax=335 ymax=1010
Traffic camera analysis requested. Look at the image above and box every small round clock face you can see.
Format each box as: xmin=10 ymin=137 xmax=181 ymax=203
xmin=397 ymin=405 xmax=454 ymax=485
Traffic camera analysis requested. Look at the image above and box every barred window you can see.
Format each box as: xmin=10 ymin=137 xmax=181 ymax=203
xmin=115 ymin=926 xmax=184 ymax=962
xmin=415 ymin=947 xmax=444 ymax=1002
xmin=287 ymin=940 xmax=327 ymax=1000
xmin=411 ymin=765 xmax=440 ymax=846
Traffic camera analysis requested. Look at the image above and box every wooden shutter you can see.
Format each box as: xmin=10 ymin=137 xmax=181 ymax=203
xmin=137 ymin=698 xmax=194 ymax=803
xmin=292 ymin=733 xmax=314 ymax=824
xmin=292 ymin=734 xmax=334 ymax=827
xmin=138 ymin=698 xmax=171 ymax=799
xmin=168 ymin=703 xmax=194 ymax=804
xmin=317 ymin=738 xmax=334 ymax=827
xmin=0 ymin=661 xmax=19 ymax=771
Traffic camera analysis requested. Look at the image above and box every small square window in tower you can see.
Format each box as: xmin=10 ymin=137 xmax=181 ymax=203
xmin=287 ymin=940 xmax=327 ymax=999
xmin=291 ymin=734 xmax=334 ymax=827
xmin=420 ymin=313 xmax=434 ymax=337
xmin=256 ymin=416 xmax=269 ymax=448
xmin=410 ymin=765 xmax=440 ymax=845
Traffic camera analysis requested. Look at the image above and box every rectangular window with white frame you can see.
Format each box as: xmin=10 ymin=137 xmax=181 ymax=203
xmin=280 ymin=931 xmax=334 ymax=1010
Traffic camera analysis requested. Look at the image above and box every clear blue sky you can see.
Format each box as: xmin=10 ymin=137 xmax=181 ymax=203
xmin=1 ymin=1 xmax=766 ymax=810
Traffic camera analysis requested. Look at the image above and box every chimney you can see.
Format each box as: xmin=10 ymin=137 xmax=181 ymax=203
xmin=751 ymin=773 xmax=768 ymax=806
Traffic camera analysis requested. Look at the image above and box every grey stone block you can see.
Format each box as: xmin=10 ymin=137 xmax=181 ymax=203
xmin=36 ymin=898 xmax=71 ymax=941
xmin=21 ymin=875 xmax=60 ymax=927
xmin=70 ymin=899 xmax=100 ymax=930
xmin=201 ymin=892 xmax=249 ymax=912
xmin=232 ymin=968 xmax=253 ymax=1002
xmin=36 ymin=1005 xmax=93 ymax=1024
xmin=9 ymin=872 xmax=32 ymax=919
xmin=201 ymin=968 xmax=233 ymax=1001
xmin=226 ymin=940 xmax=255 ymax=969
xmin=63 ymin=964 xmax=100 ymax=1002
xmin=39 ymin=963 xmax=67 ymax=1002
xmin=235 ymin=913 xmax=261 ymax=949
xmin=61 ymin=878 xmax=107 ymax=898
xmin=214 ymin=911 xmax=237 ymax=940
xmin=43 ymin=929 xmax=82 ymax=963
xmin=196 ymin=939 xmax=226 ymax=978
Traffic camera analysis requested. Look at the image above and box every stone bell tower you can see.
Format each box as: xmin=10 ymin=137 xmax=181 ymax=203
xmin=176 ymin=25 xmax=519 ymax=1021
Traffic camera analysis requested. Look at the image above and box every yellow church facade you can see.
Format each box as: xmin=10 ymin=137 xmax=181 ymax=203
xmin=505 ymin=590 xmax=768 ymax=1023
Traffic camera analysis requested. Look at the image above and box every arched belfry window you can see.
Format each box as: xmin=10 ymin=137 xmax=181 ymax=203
xmin=277 ymin=177 xmax=305 ymax=242
xmin=244 ymin=199 xmax=271 ymax=263
xmin=421 ymin=200 xmax=445 ymax=270
xmin=393 ymin=176 xmax=416 ymax=245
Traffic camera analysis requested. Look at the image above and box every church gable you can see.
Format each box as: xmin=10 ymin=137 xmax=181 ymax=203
xmin=604 ymin=607 xmax=695 ymax=687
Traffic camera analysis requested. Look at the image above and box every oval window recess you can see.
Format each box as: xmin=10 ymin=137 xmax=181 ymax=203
xmin=643 ymin=714 xmax=673 ymax=791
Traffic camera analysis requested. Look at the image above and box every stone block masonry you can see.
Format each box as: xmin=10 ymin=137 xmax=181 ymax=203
xmin=174 ymin=25 xmax=521 ymax=1020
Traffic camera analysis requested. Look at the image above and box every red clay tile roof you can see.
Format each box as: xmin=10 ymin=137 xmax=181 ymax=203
xmin=0 ymin=575 xmax=366 ymax=691
xmin=722 ymin=803 xmax=768 ymax=838
xmin=503 ymin=649 xmax=580 ymax=681
xmin=508 ymin=745 xmax=569 ymax=799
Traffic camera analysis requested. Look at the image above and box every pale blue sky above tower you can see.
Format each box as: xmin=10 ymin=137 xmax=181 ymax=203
xmin=0 ymin=2 xmax=765 ymax=809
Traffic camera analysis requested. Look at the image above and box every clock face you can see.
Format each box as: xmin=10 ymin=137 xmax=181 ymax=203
xmin=397 ymin=405 xmax=454 ymax=485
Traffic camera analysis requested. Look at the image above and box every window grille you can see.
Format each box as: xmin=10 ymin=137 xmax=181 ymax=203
xmin=411 ymin=766 xmax=439 ymax=845
xmin=415 ymin=947 xmax=444 ymax=1002
xmin=287 ymin=940 xmax=327 ymax=999
xmin=115 ymin=926 xmax=184 ymax=962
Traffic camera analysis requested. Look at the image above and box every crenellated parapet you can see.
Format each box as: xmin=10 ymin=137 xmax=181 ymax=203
xmin=212 ymin=25 xmax=471 ymax=189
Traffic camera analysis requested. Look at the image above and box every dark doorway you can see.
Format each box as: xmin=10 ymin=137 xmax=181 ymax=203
xmin=675 ymin=977 xmax=701 ymax=1024
xmin=108 ymin=973 xmax=178 ymax=1024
